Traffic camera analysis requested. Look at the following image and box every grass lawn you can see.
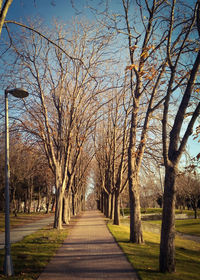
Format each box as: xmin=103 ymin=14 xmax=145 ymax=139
xmin=122 ymin=208 xmax=200 ymax=217
xmin=175 ymin=219 xmax=200 ymax=236
xmin=0 ymin=212 xmax=54 ymax=232
xmin=147 ymin=219 xmax=200 ymax=236
xmin=121 ymin=215 xmax=200 ymax=236
xmin=0 ymin=224 xmax=68 ymax=279
xmin=108 ymin=223 xmax=200 ymax=280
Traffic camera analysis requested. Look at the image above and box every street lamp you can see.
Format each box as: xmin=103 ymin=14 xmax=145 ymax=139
xmin=4 ymin=88 xmax=29 ymax=276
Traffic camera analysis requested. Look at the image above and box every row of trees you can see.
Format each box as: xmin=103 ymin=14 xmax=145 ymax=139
xmin=0 ymin=131 xmax=88 ymax=217
xmin=84 ymin=0 xmax=200 ymax=273
xmin=0 ymin=135 xmax=55 ymax=214
xmin=138 ymin=171 xmax=200 ymax=216
xmin=1 ymin=15 xmax=114 ymax=229
xmin=0 ymin=0 xmax=200 ymax=274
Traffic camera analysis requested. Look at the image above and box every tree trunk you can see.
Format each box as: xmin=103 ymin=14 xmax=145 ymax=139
xmin=46 ymin=185 xmax=52 ymax=214
xmin=17 ymin=199 xmax=21 ymax=213
xmin=159 ymin=165 xmax=176 ymax=273
xmin=194 ymin=208 xmax=197 ymax=219
xmin=100 ymin=191 xmax=104 ymax=213
xmin=105 ymin=192 xmax=111 ymax=218
xmin=194 ymin=204 xmax=197 ymax=219
xmin=113 ymin=190 xmax=120 ymax=225
xmin=51 ymin=196 xmax=55 ymax=212
xmin=68 ymin=193 xmax=71 ymax=221
xmin=12 ymin=186 xmax=17 ymax=215
xmin=110 ymin=192 xmax=114 ymax=220
xmin=72 ymin=192 xmax=76 ymax=216
xmin=103 ymin=192 xmax=108 ymax=217
xmin=24 ymin=192 xmax=28 ymax=213
xmin=81 ymin=194 xmax=85 ymax=211
xmin=97 ymin=199 xmax=100 ymax=210
xmin=62 ymin=193 xmax=70 ymax=224
xmin=76 ymin=196 xmax=79 ymax=215
xmin=46 ymin=195 xmax=52 ymax=214
xmin=36 ymin=186 xmax=41 ymax=212
xmin=28 ymin=184 xmax=33 ymax=214
xmin=54 ymin=187 xmax=64 ymax=229
xmin=128 ymin=95 xmax=143 ymax=243
xmin=128 ymin=168 xmax=143 ymax=243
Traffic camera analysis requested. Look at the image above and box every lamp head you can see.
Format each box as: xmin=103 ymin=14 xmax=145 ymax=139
xmin=5 ymin=88 xmax=29 ymax=98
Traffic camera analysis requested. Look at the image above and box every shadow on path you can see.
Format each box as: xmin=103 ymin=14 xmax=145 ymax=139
xmin=38 ymin=210 xmax=139 ymax=280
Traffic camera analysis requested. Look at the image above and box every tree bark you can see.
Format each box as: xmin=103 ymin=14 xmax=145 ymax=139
xmin=128 ymin=104 xmax=144 ymax=243
xmin=54 ymin=187 xmax=64 ymax=229
xmin=62 ymin=192 xmax=70 ymax=224
xmin=113 ymin=189 xmax=120 ymax=225
xmin=110 ymin=192 xmax=114 ymax=220
xmin=72 ymin=192 xmax=75 ymax=216
xmin=100 ymin=191 xmax=104 ymax=213
xmin=106 ymin=193 xmax=111 ymax=218
xmin=159 ymin=165 xmax=176 ymax=273
xmin=12 ymin=185 xmax=17 ymax=215
xmin=128 ymin=168 xmax=143 ymax=243
xmin=28 ymin=184 xmax=33 ymax=214
xmin=194 ymin=207 xmax=197 ymax=219
xmin=36 ymin=186 xmax=41 ymax=212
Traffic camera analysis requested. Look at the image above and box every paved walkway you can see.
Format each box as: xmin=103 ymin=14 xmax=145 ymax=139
xmin=38 ymin=211 xmax=139 ymax=280
xmin=0 ymin=215 xmax=54 ymax=249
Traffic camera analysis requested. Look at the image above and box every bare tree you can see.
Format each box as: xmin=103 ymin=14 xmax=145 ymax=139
xmin=88 ymin=0 xmax=171 ymax=242
xmin=176 ymin=172 xmax=200 ymax=218
xmin=5 ymin=19 xmax=113 ymax=229
xmin=116 ymin=0 xmax=168 ymax=243
xmin=93 ymin=86 xmax=129 ymax=224
xmin=71 ymin=145 xmax=92 ymax=216
xmin=94 ymin=115 xmax=114 ymax=218
xmin=160 ymin=0 xmax=200 ymax=273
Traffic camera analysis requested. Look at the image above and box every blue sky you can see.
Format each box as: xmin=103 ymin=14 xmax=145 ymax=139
xmin=3 ymin=0 xmax=200 ymax=159
xmin=6 ymin=0 xmax=123 ymax=27
xmin=6 ymin=0 xmax=82 ymax=24
xmin=188 ymin=132 xmax=199 ymax=159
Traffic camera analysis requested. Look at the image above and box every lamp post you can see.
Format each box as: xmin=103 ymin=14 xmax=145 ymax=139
xmin=4 ymin=88 xmax=29 ymax=276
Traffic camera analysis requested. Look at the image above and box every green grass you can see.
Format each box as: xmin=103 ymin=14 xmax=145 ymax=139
xmin=121 ymin=215 xmax=200 ymax=236
xmin=0 ymin=224 xmax=68 ymax=279
xmin=121 ymin=208 xmax=163 ymax=215
xmin=121 ymin=208 xmax=200 ymax=217
xmin=141 ymin=208 xmax=162 ymax=214
xmin=122 ymin=208 xmax=162 ymax=215
xmin=0 ymin=212 xmax=54 ymax=232
xmin=146 ymin=219 xmax=200 ymax=236
xmin=108 ymin=223 xmax=200 ymax=280
xmin=175 ymin=219 xmax=200 ymax=236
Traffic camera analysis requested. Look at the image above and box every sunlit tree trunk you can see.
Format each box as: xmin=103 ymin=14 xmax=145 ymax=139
xmin=62 ymin=192 xmax=70 ymax=224
xmin=109 ymin=192 xmax=114 ymax=220
xmin=128 ymin=166 xmax=143 ymax=243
